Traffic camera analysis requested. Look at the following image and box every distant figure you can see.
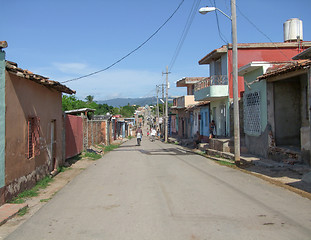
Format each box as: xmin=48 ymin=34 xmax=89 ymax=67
xmin=150 ymin=128 xmax=157 ymax=142
xmin=136 ymin=127 xmax=143 ymax=145
xmin=209 ymin=120 xmax=216 ymax=139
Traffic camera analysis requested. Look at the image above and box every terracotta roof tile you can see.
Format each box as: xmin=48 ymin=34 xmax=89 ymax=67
xmin=6 ymin=61 xmax=75 ymax=94
xmin=257 ymin=60 xmax=311 ymax=80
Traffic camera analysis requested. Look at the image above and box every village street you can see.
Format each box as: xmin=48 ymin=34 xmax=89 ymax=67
xmin=5 ymin=136 xmax=311 ymax=240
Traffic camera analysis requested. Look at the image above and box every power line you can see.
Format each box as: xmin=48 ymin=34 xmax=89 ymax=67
xmin=213 ymin=0 xmax=229 ymax=44
xmin=61 ymin=0 xmax=185 ymax=84
xmin=235 ymin=3 xmax=292 ymax=61
xmin=168 ymin=0 xmax=202 ymax=71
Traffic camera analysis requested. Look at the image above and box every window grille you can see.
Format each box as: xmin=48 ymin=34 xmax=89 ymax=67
xmin=243 ymin=91 xmax=261 ymax=135
xmin=27 ymin=117 xmax=40 ymax=158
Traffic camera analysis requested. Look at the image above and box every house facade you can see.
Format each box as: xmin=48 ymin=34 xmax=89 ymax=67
xmin=0 ymin=43 xmax=75 ymax=203
xmin=170 ymin=77 xmax=200 ymax=139
xmin=239 ymin=50 xmax=311 ymax=165
xmin=195 ymin=41 xmax=311 ymax=139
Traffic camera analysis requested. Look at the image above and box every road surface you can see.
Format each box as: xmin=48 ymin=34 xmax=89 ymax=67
xmin=5 ymin=136 xmax=311 ymax=239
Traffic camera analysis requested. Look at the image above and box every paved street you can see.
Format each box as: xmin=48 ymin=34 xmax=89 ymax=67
xmin=5 ymin=136 xmax=311 ymax=240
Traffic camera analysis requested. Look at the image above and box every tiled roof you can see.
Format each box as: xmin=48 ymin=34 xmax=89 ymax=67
xmin=176 ymin=77 xmax=209 ymax=87
xmin=257 ymin=60 xmax=311 ymax=80
xmin=186 ymin=100 xmax=209 ymax=110
xmin=6 ymin=61 xmax=75 ymax=94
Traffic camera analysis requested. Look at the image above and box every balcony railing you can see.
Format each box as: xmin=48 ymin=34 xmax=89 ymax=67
xmin=194 ymin=75 xmax=228 ymax=91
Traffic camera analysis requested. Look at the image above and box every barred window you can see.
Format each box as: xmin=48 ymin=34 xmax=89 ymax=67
xmin=243 ymin=91 xmax=261 ymax=135
xmin=27 ymin=117 xmax=40 ymax=159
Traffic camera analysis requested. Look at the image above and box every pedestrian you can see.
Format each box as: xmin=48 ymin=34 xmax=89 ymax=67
xmin=150 ymin=128 xmax=157 ymax=142
xmin=209 ymin=120 xmax=216 ymax=139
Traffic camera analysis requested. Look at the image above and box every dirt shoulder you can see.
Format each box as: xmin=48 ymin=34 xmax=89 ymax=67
xmin=0 ymin=158 xmax=95 ymax=239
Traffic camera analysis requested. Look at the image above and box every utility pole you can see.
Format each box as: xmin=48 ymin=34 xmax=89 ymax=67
xmin=162 ymin=84 xmax=165 ymax=137
xmin=231 ymin=0 xmax=240 ymax=164
xmin=156 ymin=85 xmax=160 ymax=129
xmin=162 ymin=66 xmax=170 ymax=143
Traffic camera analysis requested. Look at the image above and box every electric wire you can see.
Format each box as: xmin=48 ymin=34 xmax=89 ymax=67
xmin=168 ymin=0 xmax=202 ymax=72
xmin=235 ymin=3 xmax=292 ymax=61
xmin=61 ymin=0 xmax=185 ymax=84
xmin=213 ymin=0 xmax=229 ymax=44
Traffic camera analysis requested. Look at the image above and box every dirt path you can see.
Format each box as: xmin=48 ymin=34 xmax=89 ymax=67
xmin=0 ymin=158 xmax=95 ymax=239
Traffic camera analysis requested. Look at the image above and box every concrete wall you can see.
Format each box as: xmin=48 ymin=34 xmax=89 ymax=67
xmin=4 ymin=71 xmax=63 ymax=202
xmin=274 ymin=77 xmax=301 ymax=146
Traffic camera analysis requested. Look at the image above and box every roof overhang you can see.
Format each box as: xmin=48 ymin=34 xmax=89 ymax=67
xmin=238 ymin=61 xmax=272 ymax=76
xmin=199 ymin=46 xmax=227 ymax=65
xmin=176 ymin=77 xmax=205 ymax=87
xmin=292 ymin=47 xmax=311 ymax=60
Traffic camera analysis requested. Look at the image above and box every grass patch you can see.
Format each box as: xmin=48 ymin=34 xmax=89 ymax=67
xmin=104 ymin=144 xmax=120 ymax=153
xmin=18 ymin=207 xmax=28 ymax=216
xmin=216 ymin=160 xmax=235 ymax=166
xmin=127 ymin=136 xmax=134 ymax=140
xmin=57 ymin=166 xmax=71 ymax=173
xmin=40 ymin=198 xmax=51 ymax=203
xmin=84 ymin=152 xmax=102 ymax=160
xmin=10 ymin=176 xmax=53 ymax=204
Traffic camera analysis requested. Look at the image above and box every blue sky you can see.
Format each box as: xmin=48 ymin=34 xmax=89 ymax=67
xmin=2 ymin=0 xmax=311 ymax=101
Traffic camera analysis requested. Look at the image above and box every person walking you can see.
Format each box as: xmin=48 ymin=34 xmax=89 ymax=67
xmin=209 ymin=120 xmax=216 ymax=139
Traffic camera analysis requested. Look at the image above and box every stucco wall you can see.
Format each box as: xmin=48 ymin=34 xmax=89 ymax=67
xmin=274 ymin=77 xmax=301 ymax=146
xmin=4 ymin=71 xmax=63 ymax=200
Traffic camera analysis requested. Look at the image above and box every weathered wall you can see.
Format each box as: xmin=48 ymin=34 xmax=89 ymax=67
xmin=245 ymin=125 xmax=269 ymax=158
xmin=3 ymin=71 xmax=63 ymax=202
xmin=83 ymin=118 xmax=107 ymax=149
xmin=274 ymin=77 xmax=301 ymax=146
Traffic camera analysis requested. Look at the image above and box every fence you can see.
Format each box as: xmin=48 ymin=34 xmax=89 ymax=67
xmin=83 ymin=118 xmax=109 ymax=150
xmin=65 ymin=115 xmax=83 ymax=159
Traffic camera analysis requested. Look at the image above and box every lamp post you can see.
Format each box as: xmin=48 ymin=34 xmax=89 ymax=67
xmin=199 ymin=0 xmax=240 ymax=164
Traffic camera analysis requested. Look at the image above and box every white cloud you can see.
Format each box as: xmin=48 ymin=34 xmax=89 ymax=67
xmin=35 ymin=62 xmax=188 ymax=100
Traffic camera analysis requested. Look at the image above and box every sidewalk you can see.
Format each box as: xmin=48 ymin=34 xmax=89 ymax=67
xmin=168 ymin=136 xmax=311 ymax=199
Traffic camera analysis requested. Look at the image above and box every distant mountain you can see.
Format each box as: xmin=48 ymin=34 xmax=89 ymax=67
xmin=97 ymin=97 xmax=157 ymax=107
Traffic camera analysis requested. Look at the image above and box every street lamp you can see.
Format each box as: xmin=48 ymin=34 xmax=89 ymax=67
xmin=199 ymin=1 xmax=240 ymax=164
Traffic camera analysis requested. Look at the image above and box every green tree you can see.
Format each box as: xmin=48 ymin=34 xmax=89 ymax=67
xmin=62 ymin=95 xmax=87 ymax=111
xmin=85 ymin=95 xmax=94 ymax=104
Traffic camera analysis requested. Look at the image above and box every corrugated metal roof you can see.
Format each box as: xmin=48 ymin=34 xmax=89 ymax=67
xmin=6 ymin=61 xmax=75 ymax=94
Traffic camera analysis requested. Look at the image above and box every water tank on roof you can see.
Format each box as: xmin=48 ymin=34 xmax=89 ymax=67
xmin=283 ymin=18 xmax=303 ymax=42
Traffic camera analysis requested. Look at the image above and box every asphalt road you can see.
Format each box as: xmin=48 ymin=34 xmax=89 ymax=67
xmin=6 ymin=136 xmax=311 ymax=240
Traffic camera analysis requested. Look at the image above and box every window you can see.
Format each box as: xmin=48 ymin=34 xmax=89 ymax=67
xmin=27 ymin=117 xmax=40 ymax=159
xmin=243 ymin=91 xmax=261 ymax=135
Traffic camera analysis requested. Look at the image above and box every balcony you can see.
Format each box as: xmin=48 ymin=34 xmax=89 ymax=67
xmin=194 ymin=75 xmax=229 ymax=101
xmin=173 ymin=95 xmax=198 ymax=109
